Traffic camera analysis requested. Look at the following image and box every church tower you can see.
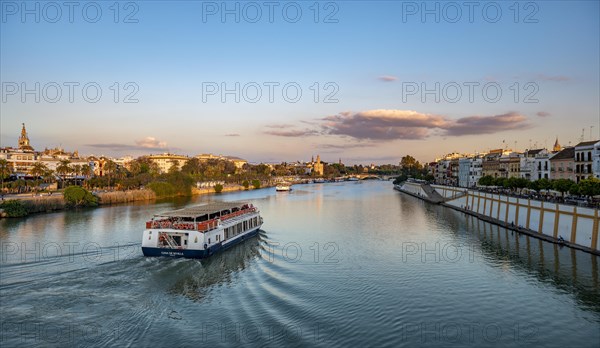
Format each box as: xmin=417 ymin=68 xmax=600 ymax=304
xmin=552 ymin=137 xmax=561 ymax=152
xmin=18 ymin=123 xmax=34 ymax=152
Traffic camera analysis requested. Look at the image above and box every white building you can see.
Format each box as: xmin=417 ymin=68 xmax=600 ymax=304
xmin=575 ymin=140 xmax=599 ymax=182
xmin=468 ymin=157 xmax=483 ymax=187
xmin=593 ymin=141 xmax=600 ymax=179
xmin=458 ymin=158 xmax=471 ymax=188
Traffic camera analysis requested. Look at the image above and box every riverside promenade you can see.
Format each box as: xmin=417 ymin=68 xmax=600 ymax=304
xmin=396 ymin=181 xmax=600 ymax=255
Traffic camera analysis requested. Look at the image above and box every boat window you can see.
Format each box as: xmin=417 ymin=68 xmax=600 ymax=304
xmin=208 ymin=238 xmax=211 ymax=244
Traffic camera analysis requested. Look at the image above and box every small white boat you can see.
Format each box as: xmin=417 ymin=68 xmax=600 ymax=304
xmin=276 ymin=183 xmax=292 ymax=191
xmin=142 ymin=202 xmax=263 ymax=258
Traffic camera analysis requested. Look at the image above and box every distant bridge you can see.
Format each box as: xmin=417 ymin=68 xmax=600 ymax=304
xmin=348 ymin=174 xmax=397 ymax=181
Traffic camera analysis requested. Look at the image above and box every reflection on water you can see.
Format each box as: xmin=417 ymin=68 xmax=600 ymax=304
xmin=0 ymin=182 xmax=599 ymax=347
xmin=168 ymin=232 xmax=264 ymax=302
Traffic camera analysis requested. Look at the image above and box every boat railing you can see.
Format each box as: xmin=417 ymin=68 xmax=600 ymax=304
xmin=145 ymin=207 xmax=258 ymax=232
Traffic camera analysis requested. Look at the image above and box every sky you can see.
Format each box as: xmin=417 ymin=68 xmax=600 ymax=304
xmin=1 ymin=0 xmax=599 ymax=164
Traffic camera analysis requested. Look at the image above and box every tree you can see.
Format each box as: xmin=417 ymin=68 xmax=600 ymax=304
xmin=103 ymin=160 xmax=117 ymax=189
xmin=0 ymin=159 xmax=11 ymax=195
xmin=578 ymin=178 xmax=600 ymax=198
xmin=252 ymin=179 xmax=261 ymax=189
xmin=400 ymin=155 xmax=420 ymax=170
xmin=214 ymin=184 xmax=223 ymax=193
xmin=478 ymin=175 xmax=494 ymax=186
xmin=537 ymin=178 xmax=553 ymax=191
xmin=56 ymin=160 xmax=72 ymax=189
xmin=242 ymin=180 xmax=250 ymax=190
xmin=528 ymin=180 xmax=540 ymax=192
xmin=30 ymin=162 xmax=49 ymax=190
xmin=168 ymin=160 xmax=180 ymax=174
xmin=181 ymin=157 xmax=201 ymax=176
xmin=81 ymin=164 xmax=93 ymax=179
xmin=553 ymin=179 xmax=575 ymax=197
xmin=63 ymin=186 xmax=98 ymax=207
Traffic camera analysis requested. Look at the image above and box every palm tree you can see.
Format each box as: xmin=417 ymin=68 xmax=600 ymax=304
xmin=30 ymin=162 xmax=49 ymax=191
xmin=0 ymin=159 xmax=11 ymax=197
xmin=103 ymin=160 xmax=117 ymax=190
xmin=56 ymin=159 xmax=72 ymax=189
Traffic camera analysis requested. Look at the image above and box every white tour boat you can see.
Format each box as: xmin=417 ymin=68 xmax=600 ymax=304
xmin=141 ymin=202 xmax=263 ymax=258
xmin=275 ymin=183 xmax=292 ymax=191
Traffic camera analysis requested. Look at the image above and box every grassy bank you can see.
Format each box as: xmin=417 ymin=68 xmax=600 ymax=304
xmin=0 ymin=183 xmax=274 ymax=218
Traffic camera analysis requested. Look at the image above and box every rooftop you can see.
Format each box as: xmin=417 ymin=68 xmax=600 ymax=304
xmin=574 ymin=140 xmax=600 ymax=147
xmin=550 ymin=147 xmax=575 ymax=161
xmin=156 ymin=202 xmax=250 ymax=218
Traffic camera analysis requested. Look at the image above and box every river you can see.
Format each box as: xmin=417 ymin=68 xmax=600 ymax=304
xmin=1 ymin=181 xmax=599 ymax=347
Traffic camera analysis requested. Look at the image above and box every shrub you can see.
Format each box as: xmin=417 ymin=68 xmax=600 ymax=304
xmin=63 ymin=186 xmax=98 ymax=207
xmin=0 ymin=200 xmax=28 ymax=217
xmin=242 ymin=180 xmax=250 ymax=190
xmin=214 ymin=184 xmax=223 ymax=193
xmin=252 ymin=180 xmax=261 ymax=189
xmin=147 ymin=181 xmax=176 ymax=198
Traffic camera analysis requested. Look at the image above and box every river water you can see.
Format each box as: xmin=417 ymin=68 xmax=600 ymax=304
xmin=1 ymin=181 xmax=599 ymax=347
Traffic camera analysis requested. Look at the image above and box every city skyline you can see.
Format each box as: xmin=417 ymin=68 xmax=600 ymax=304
xmin=2 ymin=1 xmax=599 ymax=164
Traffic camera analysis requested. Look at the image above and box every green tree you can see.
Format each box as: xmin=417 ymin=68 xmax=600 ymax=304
xmin=252 ymin=179 xmax=261 ymax=189
xmin=103 ymin=160 xmax=117 ymax=190
xmin=181 ymin=157 xmax=201 ymax=176
xmin=30 ymin=162 xmax=48 ymax=189
xmin=0 ymin=200 xmax=28 ymax=217
xmin=214 ymin=184 xmax=223 ymax=193
xmin=0 ymin=159 xmax=10 ymax=194
xmin=478 ymin=175 xmax=494 ymax=186
xmin=56 ymin=159 xmax=72 ymax=189
xmin=537 ymin=178 xmax=553 ymax=191
xmin=553 ymin=179 xmax=575 ymax=197
xmin=569 ymin=182 xmax=580 ymax=195
xmin=400 ymin=155 xmax=420 ymax=170
xmin=63 ymin=186 xmax=98 ymax=207
xmin=242 ymin=180 xmax=250 ymax=190
xmin=578 ymin=178 xmax=600 ymax=197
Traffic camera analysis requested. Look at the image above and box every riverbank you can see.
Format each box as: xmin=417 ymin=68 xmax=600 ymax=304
xmin=395 ymin=182 xmax=600 ymax=256
xmin=0 ymin=184 xmax=275 ymax=218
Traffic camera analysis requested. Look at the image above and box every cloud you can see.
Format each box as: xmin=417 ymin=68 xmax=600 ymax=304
xmin=321 ymin=109 xmax=448 ymax=140
xmin=444 ymin=112 xmax=530 ymax=136
xmin=378 ymin=75 xmax=398 ymax=82
xmin=534 ymin=74 xmax=570 ymax=82
xmin=87 ymin=136 xmax=169 ymax=152
xmin=224 ymin=133 xmax=240 ymax=137
xmin=265 ymin=124 xmax=294 ymax=129
xmin=264 ymin=129 xmax=319 ymax=137
xmin=265 ymin=109 xmax=531 ymax=141
xmin=536 ymin=111 xmax=551 ymax=117
xmin=135 ymin=136 xmax=167 ymax=149
xmin=318 ymin=143 xmax=377 ymax=150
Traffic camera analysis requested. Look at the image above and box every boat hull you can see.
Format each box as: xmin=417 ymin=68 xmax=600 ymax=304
xmin=142 ymin=226 xmax=261 ymax=259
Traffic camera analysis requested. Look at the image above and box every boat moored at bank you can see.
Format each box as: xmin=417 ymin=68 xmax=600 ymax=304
xmin=275 ymin=183 xmax=292 ymax=191
xmin=141 ymin=202 xmax=263 ymax=258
